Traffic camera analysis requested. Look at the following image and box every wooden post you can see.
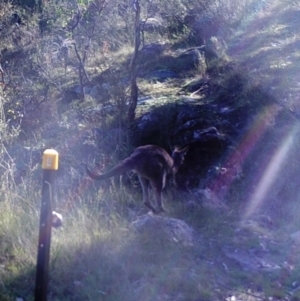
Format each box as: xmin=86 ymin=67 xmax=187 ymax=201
xmin=34 ymin=149 xmax=59 ymax=301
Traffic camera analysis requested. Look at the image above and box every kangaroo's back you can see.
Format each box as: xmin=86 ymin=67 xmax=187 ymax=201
xmin=86 ymin=145 xmax=174 ymax=180
xmin=130 ymin=145 xmax=174 ymax=175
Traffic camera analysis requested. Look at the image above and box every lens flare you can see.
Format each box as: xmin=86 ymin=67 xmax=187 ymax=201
xmin=208 ymin=104 xmax=281 ymax=199
xmin=243 ymin=126 xmax=298 ymax=220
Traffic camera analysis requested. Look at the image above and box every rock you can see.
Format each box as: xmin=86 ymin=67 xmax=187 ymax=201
xmin=140 ymin=18 xmax=166 ymax=45
xmin=132 ymin=214 xmax=194 ymax=247
xmin=222 ymin=246 xmax=281 ymax=272
xmin=136 ymin=111 xmax=161 ymax=131
xmin=140 ymin=18 xmax=165 ymax=33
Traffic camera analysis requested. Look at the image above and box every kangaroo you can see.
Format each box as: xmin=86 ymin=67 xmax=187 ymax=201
xmin=86 ymin=145 xmax=189 ymax=214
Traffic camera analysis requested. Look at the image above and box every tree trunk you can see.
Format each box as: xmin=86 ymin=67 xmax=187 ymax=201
xmin=128 ymin=0 xmax=141 ymax=123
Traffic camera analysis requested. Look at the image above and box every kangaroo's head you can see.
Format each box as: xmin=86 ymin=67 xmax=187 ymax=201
xmin=171 ymin=146 xmax=189 ymax=173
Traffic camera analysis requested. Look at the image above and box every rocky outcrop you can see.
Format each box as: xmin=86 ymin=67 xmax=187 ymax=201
xmin=132 ymin=214 xmax=195 ymax=248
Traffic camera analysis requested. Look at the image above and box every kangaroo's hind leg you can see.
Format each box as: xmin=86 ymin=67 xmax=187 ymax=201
xmin=151 ymin=173 xmax=167 ymax=214
xmin=138 ymin=176 xmax=157 ymax=213
xmin=153 ymin=187 xmax=165 ymax=214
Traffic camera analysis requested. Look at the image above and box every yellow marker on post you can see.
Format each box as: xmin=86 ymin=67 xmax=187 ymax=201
xmin=42 ymin=149 xmax=59 ymax=170
xmin=35 ymin=149 xmax=59 ymax=301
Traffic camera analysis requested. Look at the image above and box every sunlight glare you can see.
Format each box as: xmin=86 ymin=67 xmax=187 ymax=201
xmin=243 ymin=126 xmax=297 ymax=220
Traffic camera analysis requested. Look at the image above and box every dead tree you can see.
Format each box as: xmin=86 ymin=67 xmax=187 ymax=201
xmin=68 ymin=1 xmax=108 ymax=101
xmin=128 ymin=0 xmax=141 ymax=123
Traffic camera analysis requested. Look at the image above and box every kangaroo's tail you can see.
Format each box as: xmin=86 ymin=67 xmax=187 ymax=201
xmin=85 ymin=158 xmax=132 ymax=180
